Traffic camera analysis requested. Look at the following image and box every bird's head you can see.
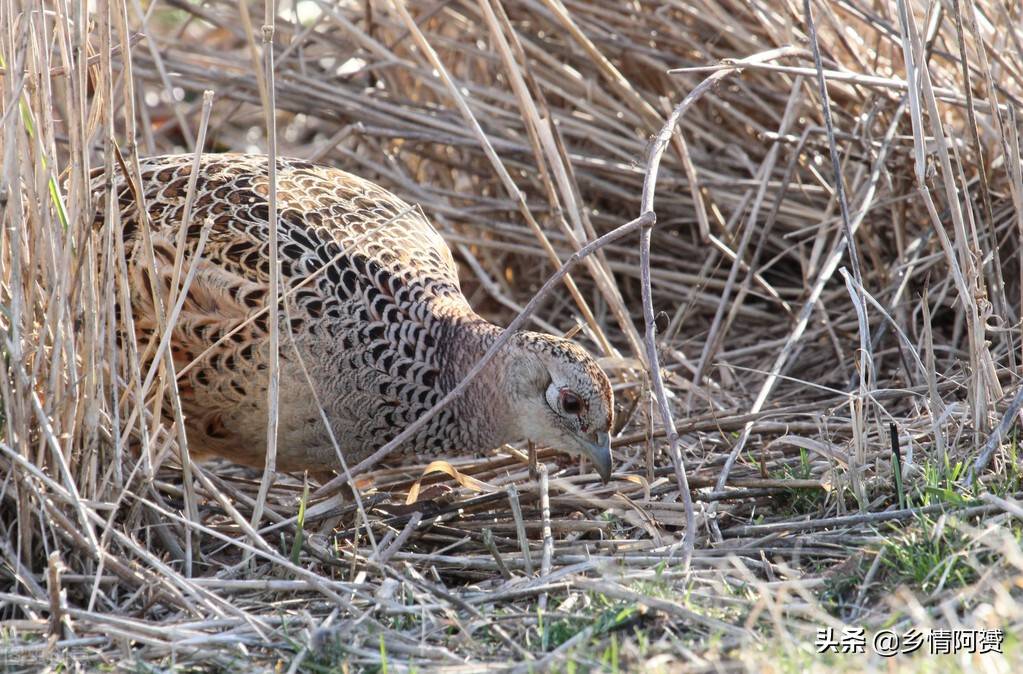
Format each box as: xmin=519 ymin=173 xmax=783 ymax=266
xmin=502 ymin=332 xmax=614 ymax=482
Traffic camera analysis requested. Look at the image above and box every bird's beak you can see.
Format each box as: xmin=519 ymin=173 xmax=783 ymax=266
xmin=582 ymin=431 xmax=612 ymax=484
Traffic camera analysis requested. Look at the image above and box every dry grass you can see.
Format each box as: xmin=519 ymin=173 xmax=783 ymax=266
xmin=3 ymin=0 xmax=1023 ymax=671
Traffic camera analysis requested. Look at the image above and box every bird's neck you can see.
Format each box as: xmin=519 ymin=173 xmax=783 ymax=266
xmin=436 ymin=315 xmax=519 ymax=452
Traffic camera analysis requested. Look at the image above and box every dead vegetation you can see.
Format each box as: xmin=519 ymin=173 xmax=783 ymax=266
xmin=2 ymin=0 xmax=1023 ymax=671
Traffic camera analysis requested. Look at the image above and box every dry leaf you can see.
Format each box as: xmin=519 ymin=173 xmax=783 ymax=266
xmin=405 ymin=460 xmax=500 ymax=505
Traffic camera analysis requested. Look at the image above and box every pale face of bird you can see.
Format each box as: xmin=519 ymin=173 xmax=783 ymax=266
xmin=501 ymin=334 xmax=615 ymax=482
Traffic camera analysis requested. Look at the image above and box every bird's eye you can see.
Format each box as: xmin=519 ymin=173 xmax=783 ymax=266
xmin=560 ymin=390 xmax=583 ymax=415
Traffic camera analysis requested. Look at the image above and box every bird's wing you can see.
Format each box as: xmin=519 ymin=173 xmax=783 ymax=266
xmin=97 ymin=154 xmax=465 ymax=463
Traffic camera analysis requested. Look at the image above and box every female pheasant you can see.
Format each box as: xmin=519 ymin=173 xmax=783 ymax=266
xmin=104 ymin=154 xmax=614 ymax=481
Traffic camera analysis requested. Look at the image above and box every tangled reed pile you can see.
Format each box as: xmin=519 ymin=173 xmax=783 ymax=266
xmin=2 ymin=0 xmax=1022 ymax=670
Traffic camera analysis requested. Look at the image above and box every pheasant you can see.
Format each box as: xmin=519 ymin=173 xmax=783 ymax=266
xmin=101 ymin=154 xmax=614 ymax=481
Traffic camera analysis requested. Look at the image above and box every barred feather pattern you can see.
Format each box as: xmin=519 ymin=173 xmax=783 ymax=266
xmin=98 ymin=153 xmax=612 ymax=473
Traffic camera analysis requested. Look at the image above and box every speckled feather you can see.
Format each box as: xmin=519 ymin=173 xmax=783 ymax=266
xmin=99 ymin=153 xmax=613 ymax=473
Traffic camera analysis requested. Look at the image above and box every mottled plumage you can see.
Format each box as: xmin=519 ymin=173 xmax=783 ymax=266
xmin=99 ymin=154 xmax=614 ymax=479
